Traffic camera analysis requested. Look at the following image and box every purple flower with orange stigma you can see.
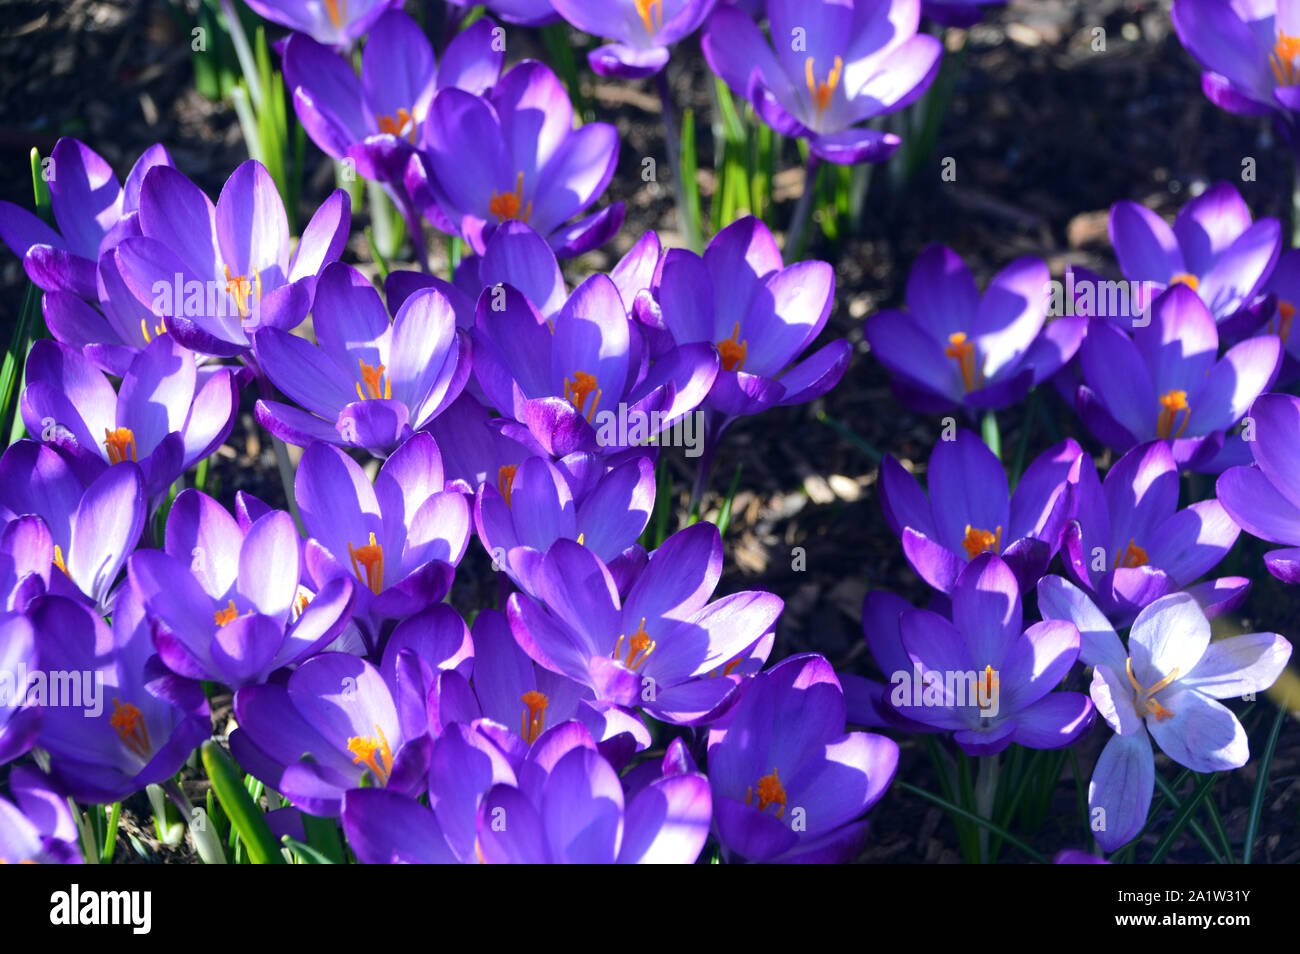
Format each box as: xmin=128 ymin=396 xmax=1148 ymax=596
xmin=1062 ymin=441 xmax=1247 ymax=627
xmin=707 ymin=653 xmax=899 ymax=863
xmin=0 ymin=137 xmax=173 ymax=299
xmin=127 ymin=490 xmax=356 ymax=689
xmin=508 ymin=522 xmax=781 ymax=724
xmin=1171 ymin=0 xmax=1300 ymax=120
xmin=1077 ymin=284 xmax=1281 ymax=474
xmin=1108 ymin=182 xmax=1281 ymax=328
xmin=253 ymin=262 xmax=470 ymax=456
xmin=111 ymin=160 xmax=350 ymax=356
xmin=294 ymin=434 xmax=471 ymax=649
xmin=21 ymin=336 xmax=239 ymax=500
xmin=865 ymin=245 xmax=1085 ymax=413
xmin=410 ymin=60 xmax=625 ymax=257
xmin=242 ymin=0 xmax=403 ymax=48
xmin=551 ymin=0 xmax=716 ymax=78
xmin=891 ymin=555 xmax=1095 ymax=756
xmin=880 ymin=430 xmax=1084 ymax=592
xmin=702 ymin=0 xmax=943 ymax=164
xmin=29 ymin=591 xmax=210 ymax=805
xmin=230 ymin=653 xmax=424 ymax=817
xmin=0 ymin=441 xmax=146 ymax=614
xmin=0 ymin=767 xmax=83 ymax=865
xmin=1260 ymin=248 xmax=1300 ymax=382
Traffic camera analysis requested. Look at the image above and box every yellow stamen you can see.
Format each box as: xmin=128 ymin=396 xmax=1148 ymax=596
xmin=102 ymin=427 xmax=137 ymax=464
xmin=293 ymin=591 xmax=311 ymax=620
xmin=489 ymin=172 xmax=532 ymax=223
xmin=717 ymin=322 xmax=748 ymax=373
xmin=611 ymin=617 xmax=655 ymax=670
xmin=960 ymin=524 xmax=1002 ymax=560
xmin=354 ymin=358 xmax=391 ymax=401
xmin=139 ymin=317 xmax=166 ymax=343
xmin=377 ymin=108 xmax=417 ymax=143
xmin=635 ymin=0 xmax=663 ymax=35
xmin=745 ymin=768 xmax=787 ymax=818
xmin=1115 ymin=538 xmax=1149 ymax=569
xmin=223 ymin=264 xmax=262 ymax=320
xmin=944 ymin=332 xmax=983 ymax=392
xmin=576 ymin=532 xmax=585 ymax=546
xmin=975 ymin=665 xmax=1000 ymax=710
xmin=498 ymin=464 xmax=518 ymax=508
xmin=563 ymin=370 xmax=602 ymax=421
xmin=804 ymin=56 xmax=844 ymax=121
xmin=347 ymin=531 xmax=384 ymax=595
xmin=1156 ymin=389 xmax=1190 ymax=440
xmin=52 ymin=544 xmax=67 ymax=576
xmin=110 ymin=698 xmax=152 ymax=759
xmin=347 ymin=724 xmax=394 ymax=784
xmin=1168 ymin=272 xmax=1199 ymax=292
xmin=1272 ymin=32 xmax=1300 ymax=86
xmin=323 ymin=0 xmax=346 ymax=28
xmin=1272 ymin=300 xmax=1296 ymax=344
xmin=520 ymin=690 xmax=548 ymax=744
xmin=214 ymin=598 xmax=238 ymax=627
xmin=1125 ymin=657 xmax=1178 ymax=722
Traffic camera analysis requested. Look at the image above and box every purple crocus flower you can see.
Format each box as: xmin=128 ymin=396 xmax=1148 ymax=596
xmin=891 ymin=555 xmax=1094 ymax=756
xmin=1171 ymin=0 xmax=1300 ymax=119
xmin=242 ymin=0 xmax=403 ymax=48
xmin=253 ymin=262 xmax=470 ymax=456
xmin=111 ymin=160 xmax=350 ymax=356
xmin=0 ymin=515 xmax=54 ymax=614
xmin=282 ymin=11 xmax=503 ymax=188
xmin=1061 ymin=441 xmax=1246 ymax=627
xmin=1258 ymin=248 xmax=1300 ymax=382
xmin=880 ymin=430 xmax=1084 ymax=592
xmin=639 ymin=215 xmax=850 ymax=461
xmin=294 ymin=434 xmax=471 ymax=650
xmin=865 ymin=245 xmax=1086 ymax=413
xmin=410 ymin=60 xmax=625 ymax=257
xmin=127 ymin=491 xmax=355 ymax=689
xmin=922 ymin=0 xmax=1003 ymax=27
xmin=1076 ymin=284 xmax=1280 ymax=473
xmin=231 ymin=653 xmax=424 ymax=817
xmin=29 ymin=591 xmax=210 ymax=805
xmin=551 ymin=0 xmax=716 ymax=78
xmin=0 ymin=441 xmax=146 ymax=614
xmin=1039 ymin=579 xmax=1291 ymax=852
xmin=476 ymin=454 xmax=654 ymax=597
xmin=508 ymin=522 xmax=781 ymax=724
xmin=446 ymin=0 xmax=558 ymax=26
xmin=707 ymin=653 xmax=899 ymax=863
xmin=840 ymin=590 xmax=941 ymax=731
xmin=0 ymin=767 xmax=82 ymax=865
xmin=0 ymin=138 xmax=173 ymax=299
xmin=21 ymin=337 xmax=238 ymax=499
xmin=1217 ymin=392 xmax=1300 ymax=582
xmin=0 ymin=614 xmax=40 ymax=765
xmin=1109 ymin=182 xmax=1281 ymax=329
xmin=703 ymin=0 xmax=943 ymax=164
xmin=472 ymin=276 xmax=717 ymax=458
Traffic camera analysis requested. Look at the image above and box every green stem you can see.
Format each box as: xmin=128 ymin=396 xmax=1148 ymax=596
xmin=786 ymin=153 xmax=820 ymax=260
xmin=655 ymin=69 xmax=700 ymax=254
xmin=981 ymin=409 xmax=1001 ymax=460
xmin=1242 ymin=703 xmax=1288 ymax=863
xmin=974 ymin=752 xmax=1000 ymax=863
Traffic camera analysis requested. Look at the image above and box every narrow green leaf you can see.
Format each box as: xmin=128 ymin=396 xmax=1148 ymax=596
xmin=201 ymin=741 xmax=285 ymax=864
xmin=1243 ymin=703 xmax=1288 ymax=863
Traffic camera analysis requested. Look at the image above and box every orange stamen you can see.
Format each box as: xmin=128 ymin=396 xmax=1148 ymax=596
xmin=961 ymin=524 xmax=1002 ymax=560
xmin=139 ymin=317 xmax=166 ymax=343
xmin=223 ymin=264 xmax=262 ymax=320
xmin=611 ymin=617 xmax=655 ymax=670
xmin=975 ymin=665 xmax=1000 ymax=710
xmin=102 ymin=427 xmax=137 ymax=464
xmin=214 ymin=598 xmax=238 ymax=627
xmin=1115 ymin=538 xmax=1149 ymax=569
xmin=1168 ymin=272 xmax=1199 ymax=292
xmin=944 ymin=332 xmax=983 ymax=392
xmin=110 ymin=698 xmax=153 ymax=759
xmin=1273 ymin=300 xmax=1296 ymax=344
xmin=498 ymin=464 xmax=518 ymax=507
xmin=323 ymin=0 xmax=346 ymax=28
xmin=717 ymin=322 xmax=748 ymax=373
xmin=635 ymin=0 xmax=663 ymax=35
xmin=1272 ymin=32 xmax=1300 ymax=86
xmin=804 ymin=56 xmax=844 ymax=121
xmin=520 ymin=690 xmax=548 ymax=744
xmin=489 ymin=172 xmax=532 ymax=223
xmin=563 ymin=370 xmax=602 ymax=421
xmin=52 ymin=544 xmax=67 ymax=576
xmin=377 ymin=108 xmax=417 ymax=143
xmin=347 ymin=724 xmax=394 ymax=784
xmin=745 ymin=768 xmax=787 ymax=818
xmin=1125 ymin=657 xmax=1178 ymax=722
xmin=354 ymin=358 xmax=391 ymax=401
xmin=347 ymin=531 xmax=384 ymax=595
xmin=1156 ymin=389 xmax=1190 ymax=440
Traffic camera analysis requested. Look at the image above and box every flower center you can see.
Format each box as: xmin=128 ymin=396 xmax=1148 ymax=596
xmin=224 ymin=264 xmax=262 ymax=320
xmin=1115 ymin=537 xmax=1148 ymax=569
xmin=612 ymin=617 xmax=655 ymax=670
xmin=214 ymin=598 xmax=239 ymax=627
xmin=944 ymin=332 xmax=984 ymax=392
xmin=975 ymin=664 xmax=1000 ymax=711
xmin=1126 ymin=657 xmax=1178 ymax=722
xmin=635 ymin=0 xmax=663 ymax=36
xmin=1272 ymin=300 xmax=1296 ymax=344
xmin=563 ymin=370 xmax=602 ymax=422
xmin=1168 ymin=272 xmax=1199 ymax=292
xmin=498 ymin=464 xmax=518 ymax=507
xmin=1272 ymin=31 xmax=1300 ymax=86
xmin=355 ymin=359 xmax=391 ymax=401
xmin=520 ymin=690 xmax=548 ymax=744
xmin=293 ymin=590 xmax=311 ymax=620
xmin=377 ymin=108 xmax=417 ymax=143
xmin=347 ymin=531 xmax=384 ymax=595
xmin=347 ymin=724 xmax=394 ymax=784
xmin=746 ymin=768 xmax=787 ymax=817
xmin=717 ymin=321 xmax=748 ymax=372
xmin=489 ymin=172 xmax=532 ymax=223
xmin=52 ymin=544 xmax=68 ymax=576
xmin=323 ymin=0 xmax=346 ymax=28
xmin=1156 ymin=389 xmax=1190 ymax=440
xmin=140 ymin=317 xmax=166 ymax=343
xmin=102 ymin=427 xmax=137 ymax=464
xmin=804 ymin=56 xmax=843 ymax=123
xmin=961 ymin=524 xmax=1002 ymax=560
xmin=110 ymin=698 xmax=152 ymax=759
